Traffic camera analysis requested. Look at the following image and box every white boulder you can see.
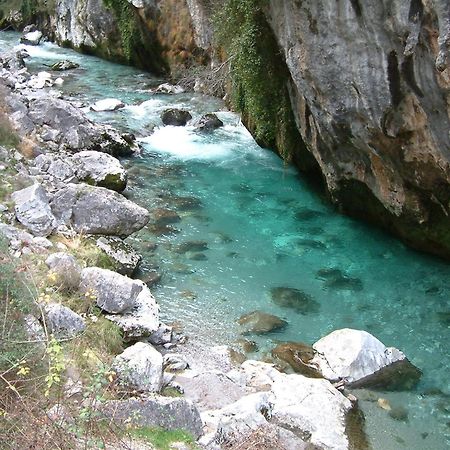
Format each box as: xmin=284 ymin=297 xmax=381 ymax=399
xmin=90 ymin=98 xmax=125 ymax=112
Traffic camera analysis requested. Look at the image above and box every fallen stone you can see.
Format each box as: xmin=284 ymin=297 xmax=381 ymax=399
xmin=311 ymin=328 xmax=421 ymax=390
xmin=238 ymin=310 xmax=288 ymax=335
xmin=101 ymin=396 xmax=203 ymax=438
xmin=45 ymin=252 xmax=82 ymax=291
xmin=161 ymin=108 xmax=192 ymax=126
xmin=12 ymin=184 xmax=56 ymax=237
xmin=90 ymin=98 xmax=125 ymax=112
xmin=50 ymin=60 xmax=79 ymax=71
xmin=95 ymin=236 xmax=141 ymax=275
xmin=51 ymin=184 xmax=149 ymax=237
xmin=44 ymin=303 xmax=85 ymax=339
xmin=113 ymin=342 xmax=163 ymax=392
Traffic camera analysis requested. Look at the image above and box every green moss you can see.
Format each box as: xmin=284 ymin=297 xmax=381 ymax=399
xmin=214 ymin=0 xmax=301 ymax=162
xmin=130 ymin=427 xmax=197 ymax=450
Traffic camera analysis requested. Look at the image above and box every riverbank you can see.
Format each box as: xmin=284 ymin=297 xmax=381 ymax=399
xmin=0 ymin=31 xmax=448 ymax=450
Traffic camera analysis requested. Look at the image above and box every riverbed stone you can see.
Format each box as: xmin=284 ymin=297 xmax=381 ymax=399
xmin=113 ymin=342 xmax=163 ymax=392
xmin=161 ymin=108 xmax=192 ymax=126
xmin=101 ymin=396 xmax=203 ymax=438
xmin=271 ymin=341 xmax=321 ymax=378
xmin=45 ymin=252 xmax=82 ymax=291
xmin=49 ymin=60 xmax=79 ymax=71
xmin=270 ymin=287 xmax=319 ymax=314
xmin=311 ymin=328 xmax=421 ymax=390
xmin=195 ymin=113 xmax=224 ymax=131
xmin=12 ymin=184 xmax=56 ymax=237
xmin=95 ymin=236 xmax=141 ymax=275
xmin=238 ymin=310 xmax=288 ymax=335
xmin=50 ymin=184 xmax=149 ymax=237
xmin=71 ymin=150 xmax=127 ymax=192
xmin=151 ymin=208 xmax=181 ymax=226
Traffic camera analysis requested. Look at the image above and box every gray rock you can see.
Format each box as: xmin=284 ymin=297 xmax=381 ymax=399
xmin=12 ymin=184 xmax=56 ymax=237
xmin=311 ymin=328 xmax=421 ymax=390
xmin=51 ymin=184 xmax=149 ymax=237
xmin=90 ymin=98 xmax=125 ymax=112
xmin=101 ymin=396 xmax=203 ymax=438
xmin=95 ymin=236 xmax=141 ymax=275
xmin=148 ymin=323 xmax=173 ymax=345
xmin=113 ymin=342 xmax=163 ymax=392
xmin=79 ymin=267 xmax=142 ymax=314
xmin=195 ymin=113 xmax=223 ymax=131
xmin=71 ymin=150 xmax=127 ymax=192
xmin=163 ymin=353 xmax=189 ymax=372
xmin=161 ymin=109 xmax=192 ymax=126
xmin=21 ymin=30 xmax=43 ymax=45
xmin=44 ymin=303 xmax=85 ymax=339
xmin=45 ymin=252 xmax=82 ymax=291
xmin=49 ymin=60 xmax=79 ymax=71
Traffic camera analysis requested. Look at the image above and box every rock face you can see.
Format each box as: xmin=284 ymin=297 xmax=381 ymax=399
xmin=12 ymin=184 xmax=56 ymax=237
xmin=50 ymin=184 xmax=149 ymax=236
xmin=311 ymin=328 xmax=421 ymax=390
xmin=113 ymin=342 xmax=163 ymax=392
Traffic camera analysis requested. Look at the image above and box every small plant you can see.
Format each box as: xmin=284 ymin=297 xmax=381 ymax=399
xmin=130 ymin=427 xmax=197 ymax=450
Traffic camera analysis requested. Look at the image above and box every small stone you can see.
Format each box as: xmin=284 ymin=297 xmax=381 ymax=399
xmin=90 ymin=98 xmax=125 ymax=112
xmin=270 ymin=287 xmax=319 ymax=314
xmin=238 ymin=310 xmax=288 ymax=335
xmin=377 ymin=398 xmax=391 ymax=411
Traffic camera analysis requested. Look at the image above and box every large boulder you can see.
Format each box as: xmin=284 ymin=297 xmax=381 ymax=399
xmin=44 ymin=303 xmax=85 ymax=339
xmin=12 ymin=184 xmax=56 ymax=237
xmin=79 ymin=267 xmax=159 ymax=338
xmin=71 ymin=151 xmax=127 ymax=192
xmin=101 ymin=396 xmax=203 ymax=438
xmin=50 ymin=184 xmax=149 ymax=237
xmin=94 ymin=236 xmax=141 ymax=275
xmin=311 ymin=329 xmax=421 ymax=390
xmin=45 ymin=252 xmax=82 ymax=291
xmin=20 ymin=30 xmax=43 ymax=45
xmin=113 ymin=342 xmax=163 ymax=392
xmin=27 ymin=97 xmax=139 ymax=156
xmin=161 ymin=108 xmax=192 ymax=126
xmin=195 ymin=113 xmax=224 ymax=132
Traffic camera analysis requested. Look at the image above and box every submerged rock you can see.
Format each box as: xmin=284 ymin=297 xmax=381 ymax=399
xmin=113 ymin=342 xmax=163 ymax=392
xmin=238 ymin=310 xmax=288 ymax=335
xmin=271 ymin=341 xmax=321 ymax=378
xmin=311 ymin=328 xmax=421 ymax=390
xmin=151 ymin=208 xmax=181 ymax=227
xmin=270 ymin=287 xmax=319 ymax=314
xmin=317 ymin=268 xmax=363 ymax=292
xmin=174 ymin=240 xmax=208 ymax=254
xmin=161 ymin=108 xmax=192 ymax=126
xmin=12 ymin=184 xmax=56 ymax=237
xmin=51 ymin=184 xmax=149 ymax=237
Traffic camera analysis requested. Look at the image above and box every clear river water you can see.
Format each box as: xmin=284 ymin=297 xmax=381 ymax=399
xmin=1 ymin=32 xmax=449 ymax=450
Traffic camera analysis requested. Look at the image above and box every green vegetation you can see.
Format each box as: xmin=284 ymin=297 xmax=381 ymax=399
xmin=131 ymin=427 xmax=197 ymax=450
xmin=214 ymin=0 xmax=302 ymax=161
xmin=0 ymin=109 xmax=19 ymax=149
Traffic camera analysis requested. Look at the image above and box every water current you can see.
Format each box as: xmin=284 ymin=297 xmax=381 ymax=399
xmin=1 ymin=32 xmax=449 ymax=449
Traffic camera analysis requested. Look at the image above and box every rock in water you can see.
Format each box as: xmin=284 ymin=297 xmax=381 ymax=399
xmin=311 ymin=328 xmax=421 ymax=390
xmin=195 ymin=113 xmax=224 ymax=131
xmin=161 ymin=108 xmax=192 ymax=126
xmin=20 ymin=30 xmax=43 ymax=45
xmin=113 ymin=342 xmax=163 ymax=392
xmin=271 ymin=341 xmax=322 ymax=378
xmin=270 ymin=287 xmax=319 ymax=314
xmin=51 ymin=184 xmax=149 ymax=237
xmin=90 ymin=98 xmax=125 ymax=112
xmin=50 ymin=60 xmax=79 ymax=71
xmin=238 ymin=310 xmax=288 ymax=335
xmin=12 ymin=184 xmax=56 ymax=237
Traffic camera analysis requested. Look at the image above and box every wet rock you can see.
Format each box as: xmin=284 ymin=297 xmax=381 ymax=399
xmin=389 ymin=406 xmax=409 ymax=422
xmin=163 ymin=353 xmax=189 ymax=372
xmin=317 ymin=268 xmax=363 ymax=292
xmin=90 ymin=98 xmax=125 ymax=112
xmin=113 ymin=342 xmax=163 ymax=392
xmin=21 ymin=30 xmax=43 ymax=45
xmin=140 ymin=271 xmax=162 ymax=287
xmin=161 ymin=108 xmax=192 ymax=126
xmin=45 ymin=252 xmax=82 ymax=291
xmin=27 ymin=71 xmax=53 ymax=89
xmin=270 ymin=287 xmax=319 ymax=314
xmin=95 ymin=236 xmax=141 ymax=276
xmin=152 ymin=83 xmax=184 ymax=94
xmin=12 ymin=184 xmax=56 ymax=237
xmin=195 ymin=113 xmax=224 ymax=131
xmin=237 ymin=310 xmax=288 ymax=335
xmin=160 ymin=194 xmax=203 ymax=211
xmin=174 ymin=240 xmax=208 ymax=254
xmin=271 ymin=342 xmax=321 ymax=378
xmin=151 ymin=208 xmax=181 ymax=226
xmin=51 ymin=184 xmax=149 ymax=237
xmin=44 ymin=303 xmax=85 ymax=339
xmin=49 ymin=60 xmax=79 ymax=71
xmin=311 ymin=328 xmax=421 ymax=390
xmin=236 ymin=339 xmax=258 ymax=353
xmin=71 ymin=150 xmax=127 ymax=192
xmin=149 ymin=323 xmax=173 ymax=346
xmin=101 ymin=396 xmax=203 ymax=438
xmin=187 ymin=252 xmax=207 ymax=261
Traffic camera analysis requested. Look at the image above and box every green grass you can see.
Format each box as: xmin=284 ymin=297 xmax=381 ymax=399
xmin=130 ymin=427 xmax=197 ymax=450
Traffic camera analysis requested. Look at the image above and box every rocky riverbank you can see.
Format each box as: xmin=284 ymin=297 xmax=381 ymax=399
xmin=0 ymin=35 xmax=427 ymax=450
